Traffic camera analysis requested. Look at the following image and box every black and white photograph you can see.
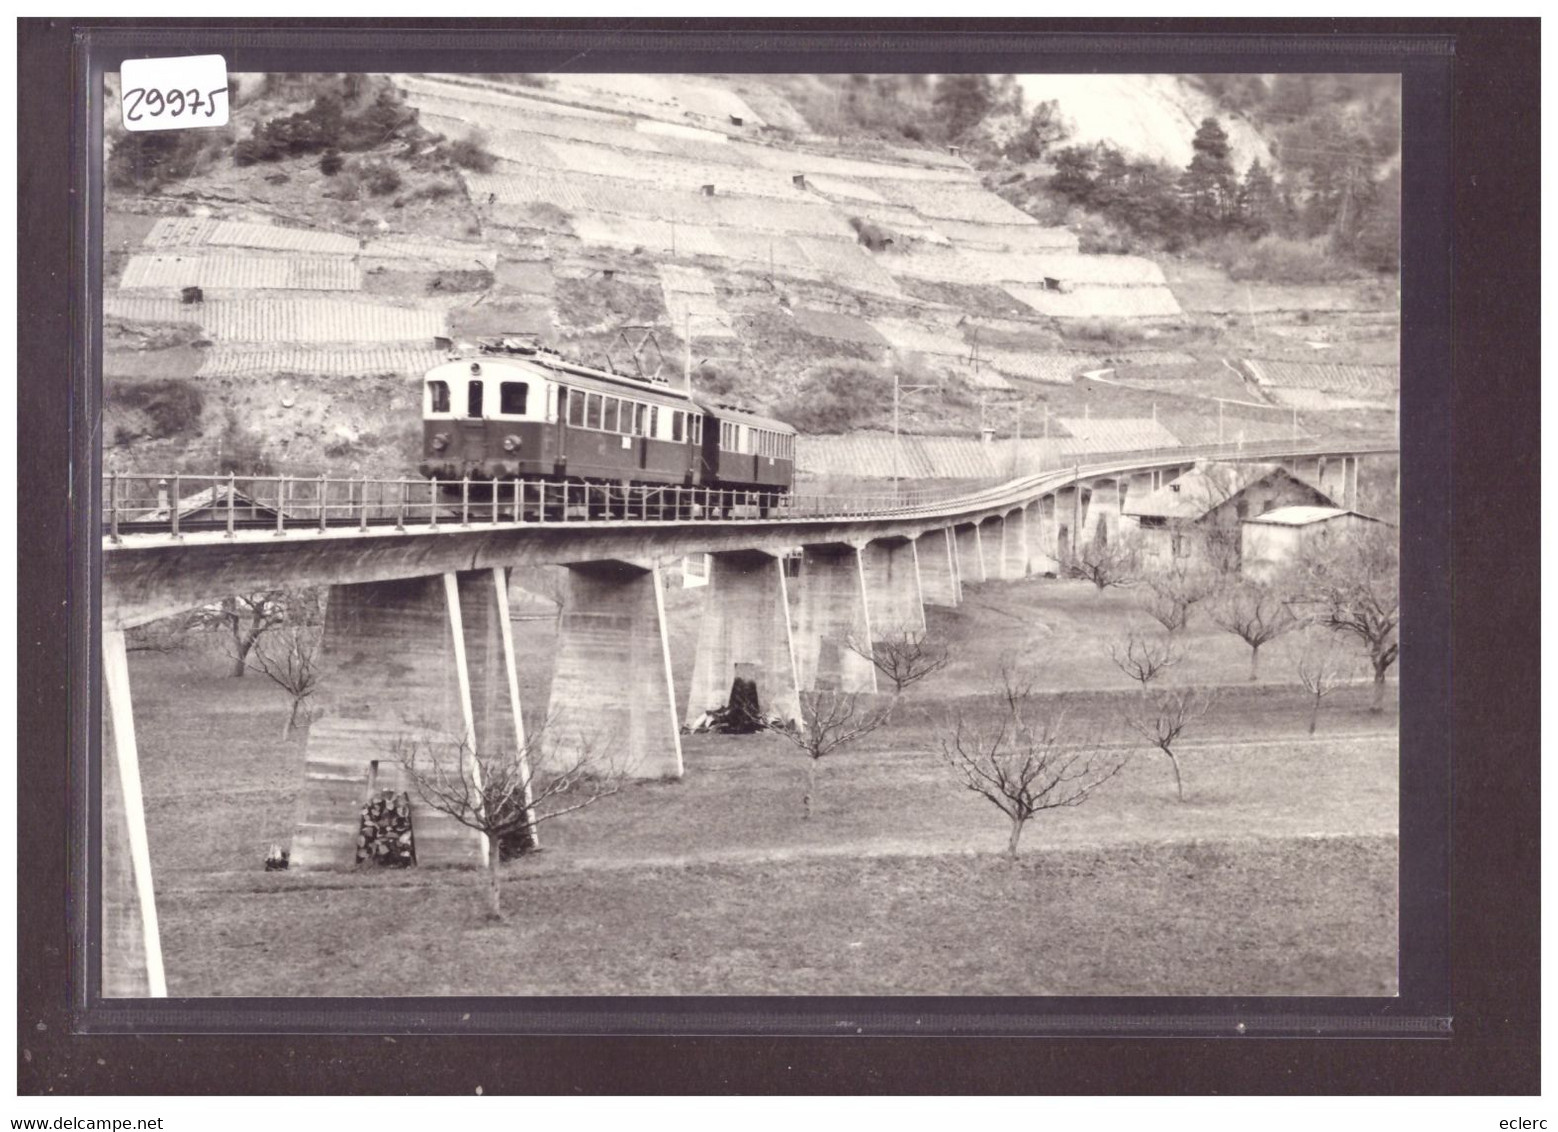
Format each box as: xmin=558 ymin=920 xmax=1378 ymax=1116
xmin=97 ymin=66 xmax=1406 ymax=1002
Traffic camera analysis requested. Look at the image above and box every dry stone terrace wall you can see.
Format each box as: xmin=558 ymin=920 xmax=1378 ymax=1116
xmin=102 ymin=71 xmax=1390 ymax=491
xmin=399 ymin=73 xmax=1190 ymax=331
xmin=121 ymin=253 xmax=364 ymax=292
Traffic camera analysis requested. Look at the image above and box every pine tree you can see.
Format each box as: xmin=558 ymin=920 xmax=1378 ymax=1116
xmin=1351 ymin=166 xmax=1400 ymax=273
xmin=1182 ymin=117 xmax=1238 ymax=234
xmin=1237 ymin=158 xmax=1278 ymax=236
xmin=933 ymin=74 xmax=996 ymax=139
xmin=1049 ymin=144 xmax=1098 ymax=204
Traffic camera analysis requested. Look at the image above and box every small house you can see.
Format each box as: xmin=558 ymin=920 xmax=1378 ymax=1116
xmin=1240 ymin=506 xmax=1388 ymax=583
xmin=129 ymin=481 xmax=287 ymax=526
xmin=1122 ymin=461 xmax=1337 ymax=571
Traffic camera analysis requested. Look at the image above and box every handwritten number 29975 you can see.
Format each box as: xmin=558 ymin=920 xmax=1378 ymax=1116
xmin=124 ymin=87 xmax=226 ymax=122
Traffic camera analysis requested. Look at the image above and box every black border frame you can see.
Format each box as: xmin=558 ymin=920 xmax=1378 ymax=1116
xmin=18 ymin=17 xmax=1537 ymax=1093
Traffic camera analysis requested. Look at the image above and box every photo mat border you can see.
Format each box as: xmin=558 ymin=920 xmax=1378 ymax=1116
xmin=26 ymin=19 xmax=1498 ymax=1069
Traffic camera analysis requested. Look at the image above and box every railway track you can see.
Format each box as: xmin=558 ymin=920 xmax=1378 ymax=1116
xmin=102 ymin=436 xmax=1399 ymax=542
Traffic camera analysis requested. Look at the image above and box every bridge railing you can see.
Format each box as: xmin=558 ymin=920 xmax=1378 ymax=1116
xmin=101 ymin=471 xmax=993 ymax=539
xmin=101 ymin=437 xmax=1395 ymax=542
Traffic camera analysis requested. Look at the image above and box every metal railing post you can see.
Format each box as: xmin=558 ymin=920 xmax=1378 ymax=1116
xmin=275 ymin=476 xmax=287 ymax=536
xmin=461 ymin=477 xmax=471 ymax=526
xmin=108 ymin=472 xmax=120 ymax=543
xmin=169 ymin=475 xmax=181 ymax=538
xmin=492 ymin=479 xmax=500 ymax=525
xmin=360 ymin=478 xmax=370 ymax=532
xmin=318 ymin=474 xmax=328 ymax=533
xmin=430 ymin=478 xmax=439 ymax=527
xmin=226 ymin=473 xmax=236 ymax=538
xmin=396 ymin=480 xmax=406 ymax=531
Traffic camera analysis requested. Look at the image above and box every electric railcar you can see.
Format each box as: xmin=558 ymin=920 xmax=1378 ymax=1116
xmin=418 ymin=338 xmax=795 ymax=515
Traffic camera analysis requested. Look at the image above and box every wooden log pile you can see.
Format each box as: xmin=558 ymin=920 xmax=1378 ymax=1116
xmin=356 ymin=790 xmax=416 ymax=867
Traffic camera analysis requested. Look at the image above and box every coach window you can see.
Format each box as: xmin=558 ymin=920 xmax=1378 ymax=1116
xmin=499 ymin=381 xmax=528 ymax=416
xmin=648 ymin=406 xmax=660 ymax=439
xmin=467 ymin=380 xmax=484 ymax=418
xmin=428 ymin=380 xmax=451 ymax=414
xmin=671 ymin=411 xmax=685 ymax=442
xmin=633 ymin=403 xmax=648 ymax=436
xmin=586 ymin=393 xmax=603 ymax=430
xmin=603 ymin=397 xmax=619 ymax=433
xmin=566 ymin=388 xmax=584 ymax=426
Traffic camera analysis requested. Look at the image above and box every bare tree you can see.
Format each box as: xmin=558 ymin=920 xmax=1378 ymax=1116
xmin=1208 ymin=579 xmax=1297 ymax=680
xmin=244 ymin=594 xmax=324 ymax=744
xmin=1068 ymin=530 xmax=1142 ymax=590
xmin=771 ymin=691 xmax=894 ymax=819
xmin=1107 ymin=625 xmax=1183 ymax=689
xmin=1282 ymin=628 xmax=1361 ymax=734
xmin=936 ymin=666 xmax=1128 ymax=858
xmin=1177 ymin=462 xmax=1262 ymax=579
xmin=1137 ymin=558 xmax=1216 ymax=633
xmin=1290 ymin=522 xmax=1399 ymax=712
xmin=392 ymin=717 xmax=625 ymax=920
xmin=847 ymin=628 xmax=952 ymax=695
xmin=1125 ymin=686 xmax=1216 ymax=803
xmin=196 ymin=591 xmax=286 ymax=677
xmin=1194 ymin=521 xmax=1245 ymax=579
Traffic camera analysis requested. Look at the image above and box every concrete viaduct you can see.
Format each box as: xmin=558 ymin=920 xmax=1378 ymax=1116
xmin=98 ymin=440 xmax=1392 ymax=996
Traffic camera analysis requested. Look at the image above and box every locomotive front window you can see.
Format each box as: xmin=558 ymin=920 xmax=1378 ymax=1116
xmin=499 ymin=381 xmax=528 ymax=416
xmin=467 ymin=380 xmax=484 ymax=418
xmin=428 ymin=380 xmax=451 ymax=414
xmin=585 ymin=393 xmax=603 ymax=430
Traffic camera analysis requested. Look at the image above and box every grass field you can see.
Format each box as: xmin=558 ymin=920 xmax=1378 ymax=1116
xmin=126 ymin=572 xmax=1399 ymax=997
xmin=161 ymin=837 xmax=1396 ymax=997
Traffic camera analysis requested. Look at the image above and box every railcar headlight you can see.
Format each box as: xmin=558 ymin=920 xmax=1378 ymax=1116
xmin=430 ymin=432 xmax=450 ymax=452
xmin=502 ymin=434 xmax=521 ymax=452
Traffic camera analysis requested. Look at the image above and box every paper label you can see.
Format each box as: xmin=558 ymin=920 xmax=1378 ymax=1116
xmin=119 ymin=55 xmax=230 ymax=131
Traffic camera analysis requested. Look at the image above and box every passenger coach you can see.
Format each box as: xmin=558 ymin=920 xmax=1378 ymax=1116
xmin=418 ymin=338 xmax=795 ymax=513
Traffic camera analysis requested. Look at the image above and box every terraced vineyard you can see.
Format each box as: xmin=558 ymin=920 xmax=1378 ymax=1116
xmin=102 ymin=70 xmax=1398 ymax=479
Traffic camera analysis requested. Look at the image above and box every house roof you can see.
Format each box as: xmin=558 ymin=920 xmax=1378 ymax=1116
xmin=1122 ymin=463 xmax=1335 ymax=520
xmin=1242 ymin=506 xmax=1383 ymax=527
xmin=131 ymin=483 xmax=286 ymax=523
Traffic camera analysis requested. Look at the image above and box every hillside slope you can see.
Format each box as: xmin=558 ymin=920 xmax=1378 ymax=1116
xmin=101 ymin=71 xmax=1397 ymax=482
xmin=1016 ymin=74 xmax=1272 ymax=173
